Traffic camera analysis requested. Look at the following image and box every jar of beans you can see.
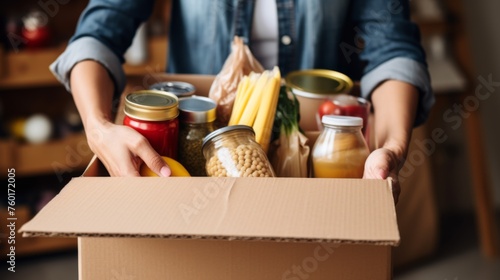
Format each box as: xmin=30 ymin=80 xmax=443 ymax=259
xmin=202 ymin=125 xmax=275 ymax=177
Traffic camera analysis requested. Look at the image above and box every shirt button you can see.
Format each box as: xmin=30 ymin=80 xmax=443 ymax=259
xmin=281 ymin=35 xmax=292 ymax=45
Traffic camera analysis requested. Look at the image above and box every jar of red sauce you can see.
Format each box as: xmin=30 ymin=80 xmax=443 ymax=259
xmin=123 ymin=90 xmax=179 ymax=159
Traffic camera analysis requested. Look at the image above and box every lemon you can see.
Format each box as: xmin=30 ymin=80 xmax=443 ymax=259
xmin=140 ymin=156 xmax=191 ymax=177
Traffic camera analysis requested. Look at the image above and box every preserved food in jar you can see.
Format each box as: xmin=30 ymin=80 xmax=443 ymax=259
xmin=312 ymin=115 xmax=369 ymax=178
xmin=178 ymin=96 xmax=217 ymax=176
xmin=202 ymin=125 xmax=275 ymax=177
xmin=123 ymin=90 xmax=179 ymax=158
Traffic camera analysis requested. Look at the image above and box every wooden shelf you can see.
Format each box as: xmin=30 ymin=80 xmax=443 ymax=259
xmin=0 ymin=36 xmax=168 ymax=90
xmin=0 ymin=133 xmax=93 ymax=177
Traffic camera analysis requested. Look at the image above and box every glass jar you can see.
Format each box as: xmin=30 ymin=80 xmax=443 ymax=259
xmin=123 ymin=90 xmax=179 ymax=159
xmin=202 ymin=125 xmax=275 ymax=177
xmin=178 ymin=96 xmax=217 ymax=176
xmin=312 ymin=115 xmax=369 ymax=178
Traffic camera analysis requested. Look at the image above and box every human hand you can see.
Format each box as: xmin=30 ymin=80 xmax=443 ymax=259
xmin=85 ymin=119 xmax=171 ymax=177
xmin=363 ymin=148 xmax=403 ymax=204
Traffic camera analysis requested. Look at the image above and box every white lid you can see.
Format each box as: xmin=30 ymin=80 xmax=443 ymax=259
xmin=321 ymin=115 xmax=363 ymax=127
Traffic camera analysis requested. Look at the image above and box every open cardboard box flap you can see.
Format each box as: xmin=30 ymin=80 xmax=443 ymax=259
xmin=20 ymin=177 xmax=398 ymax=245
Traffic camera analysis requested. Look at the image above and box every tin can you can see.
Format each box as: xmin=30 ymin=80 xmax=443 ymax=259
xmin=149 ymin=81 xmax=196 ymax=98
xmin=178 ymin=96 xmax=217 ymax=176
xmin=285 ymin=69 xmax=353 ymax=99
xmin=285 ymin=69 xmax=353 ymax=130
xmin=123 ymin=90 xmax=180 ymax=159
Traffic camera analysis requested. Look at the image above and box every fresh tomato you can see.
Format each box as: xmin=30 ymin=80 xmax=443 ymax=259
xmin=318 ymin=100 xmax=343 ymax=119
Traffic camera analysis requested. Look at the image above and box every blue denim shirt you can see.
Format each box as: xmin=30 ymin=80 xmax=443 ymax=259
xmin=51 ymin=0 xmax=434 ymax=125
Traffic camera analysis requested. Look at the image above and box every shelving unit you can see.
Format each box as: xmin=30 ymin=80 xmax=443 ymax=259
xmin=0 ymin=0 xmax=170 ymax=257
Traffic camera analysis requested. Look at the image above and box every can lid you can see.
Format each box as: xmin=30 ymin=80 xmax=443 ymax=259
xmin=179 ymin=96 xmax=216 ymax=123
xmin=124 ymin=90 xmax=179 ymax=121
xmin=322 ymin=115 xmax=363 ymax=127
xmin=202 ymin=125 xmax=254 ymax=149
xmin=149 ymin=81 xmax=196 ymax=97
xmin=285 ymin=69 xmax=353 ymax=99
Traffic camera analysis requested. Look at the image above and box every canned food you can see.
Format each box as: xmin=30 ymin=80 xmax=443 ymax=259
xmin=285 ymin=69 xmax=353 ymax=99
xmin=149 ymin=81 xmax=196 ymax=98
xmin=123 ymin=90 xmax=180 ymax=158
xmin=178 ymin=96 xmax=217 ymax=176
xmin=285 ymin=69 xmax=354 ymax=131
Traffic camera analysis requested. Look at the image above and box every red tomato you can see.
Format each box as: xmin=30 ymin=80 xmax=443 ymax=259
xmin=318 ymin=100 xmax=343 ymax=119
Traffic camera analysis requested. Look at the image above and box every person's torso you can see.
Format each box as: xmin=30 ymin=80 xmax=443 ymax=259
xmin=167 ymin=0 xmax=357 ymax=77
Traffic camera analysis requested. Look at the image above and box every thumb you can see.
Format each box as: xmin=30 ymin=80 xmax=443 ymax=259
xmin=133 ymin=140 xmax=171 ymax=177
xmin=363 ymin=149 xmax=396 ymax=180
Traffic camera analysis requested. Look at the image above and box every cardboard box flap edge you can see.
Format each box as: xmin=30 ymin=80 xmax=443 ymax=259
xmin=20 ymin=177 xmax=399 ymax=246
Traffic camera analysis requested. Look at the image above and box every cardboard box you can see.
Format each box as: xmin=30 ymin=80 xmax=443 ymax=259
xmin=20 ymin=75 xmax=399 ymax=280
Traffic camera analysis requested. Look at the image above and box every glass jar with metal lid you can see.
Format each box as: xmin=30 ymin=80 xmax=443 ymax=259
xmin=123 ymin=90 xmax=179 ymax=159
xmin=178 ymin=96 xmax=217 ymax=176
xmin=202 ymin=125 xmax=275 ymax=177
xmin=312 ymin=115 xmax=369 ymax=178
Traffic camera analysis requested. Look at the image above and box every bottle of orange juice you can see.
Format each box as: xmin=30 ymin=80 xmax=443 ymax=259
xmin=312 ymin=116 xmax=369 ymax=178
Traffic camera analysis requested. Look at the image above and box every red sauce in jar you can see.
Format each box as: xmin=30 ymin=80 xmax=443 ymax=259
xmin=123 ymin=90 xmax=179 ymax=159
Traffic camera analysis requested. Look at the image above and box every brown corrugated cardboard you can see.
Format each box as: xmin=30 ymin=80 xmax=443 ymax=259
xmin=21 ymin=177 xmax=398 ymax=244
xmin=20 ymin=74 xmax=400 ymax=280
xmin=21 ymin=177 xmax=397 ymax=279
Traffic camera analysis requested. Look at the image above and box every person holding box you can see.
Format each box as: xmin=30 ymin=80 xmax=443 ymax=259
xmin=50 ymin=0 xmax=434 ymax=203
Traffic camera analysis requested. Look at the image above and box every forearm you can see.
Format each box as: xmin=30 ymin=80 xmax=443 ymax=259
xmin=70 ymin=60 xmax=116 ymax=129
xmin=371 ymin=80 xmax=419 ymax=160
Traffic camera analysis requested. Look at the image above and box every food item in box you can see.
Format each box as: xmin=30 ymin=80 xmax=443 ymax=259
xmin=140 ymin=156 xmax=190 ymax=177
xmin=149 ymin=81 xmax=196 ymax=98
xmin=312 ymin=116 xmax=369 ymax=178
xmin=178 ymin=96 xmax=216 ymax=176
xmin=269 ymin=86 xmax=310 ymax=178
xmin=123 ymin=90 xmax=179 ymax=159
xmin=209 ymin=36 xmax=264 ymax=125
xmin=202 ymin=125 xmax=275 ymax=177
xmin=229 ymin=67 xmax=281 ymax=153
xmin=317 ymin=94 xmax=370 ymax=138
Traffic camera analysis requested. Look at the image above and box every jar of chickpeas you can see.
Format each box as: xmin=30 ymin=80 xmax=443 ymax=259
xmin=202 ymin=125 xmax=275 ymax=177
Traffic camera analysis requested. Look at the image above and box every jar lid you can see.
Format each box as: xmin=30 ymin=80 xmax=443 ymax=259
xmin=322 ymin=115 xmax=363 ymax=127
xmin=285 ymin=69 xmax=353 ymax=99
xmin=149 ymin=81 xmax=196 ymax=97
xmin=124 ymin=90 xmax=179 ymax=121
xmin=179 ymin=96 xmax=216 ymax=123
xmin=202 ymin=125 xmax=254 ymax=149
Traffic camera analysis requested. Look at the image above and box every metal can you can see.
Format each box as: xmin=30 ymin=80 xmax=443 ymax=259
xmin=285 ymin=69 xmax=354 ymax=130
xmin=285 ymin=69 xmax=353 ymax=99
xmin=123 ymin=90 xmax=180 ymax=159
xmin=178 ymin=96 xmax=217 ymax=176
xmin=149 ymin=81 xmax=196 ymax=98
xmin=202 ymin=125 xmax=275 ymax=177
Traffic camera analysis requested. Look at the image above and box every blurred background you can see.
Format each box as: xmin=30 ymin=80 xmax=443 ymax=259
xmin=0 ymin=0 xmax=498 ymax=279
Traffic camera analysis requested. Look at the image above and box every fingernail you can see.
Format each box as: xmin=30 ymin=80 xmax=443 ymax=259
xmin=160 ymin=166 xmax=171 ymax=177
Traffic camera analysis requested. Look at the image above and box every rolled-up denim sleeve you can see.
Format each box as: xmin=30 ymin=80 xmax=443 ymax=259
xmin=50 ymin=37 xmax=125 ymax=93
xmin=352 ymin=0 xmax=434 ymax=126
xmin=50 ymin=0 xmax=155 ymax=94
xmin=361 ymin=57 xmax=433 ymax=126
